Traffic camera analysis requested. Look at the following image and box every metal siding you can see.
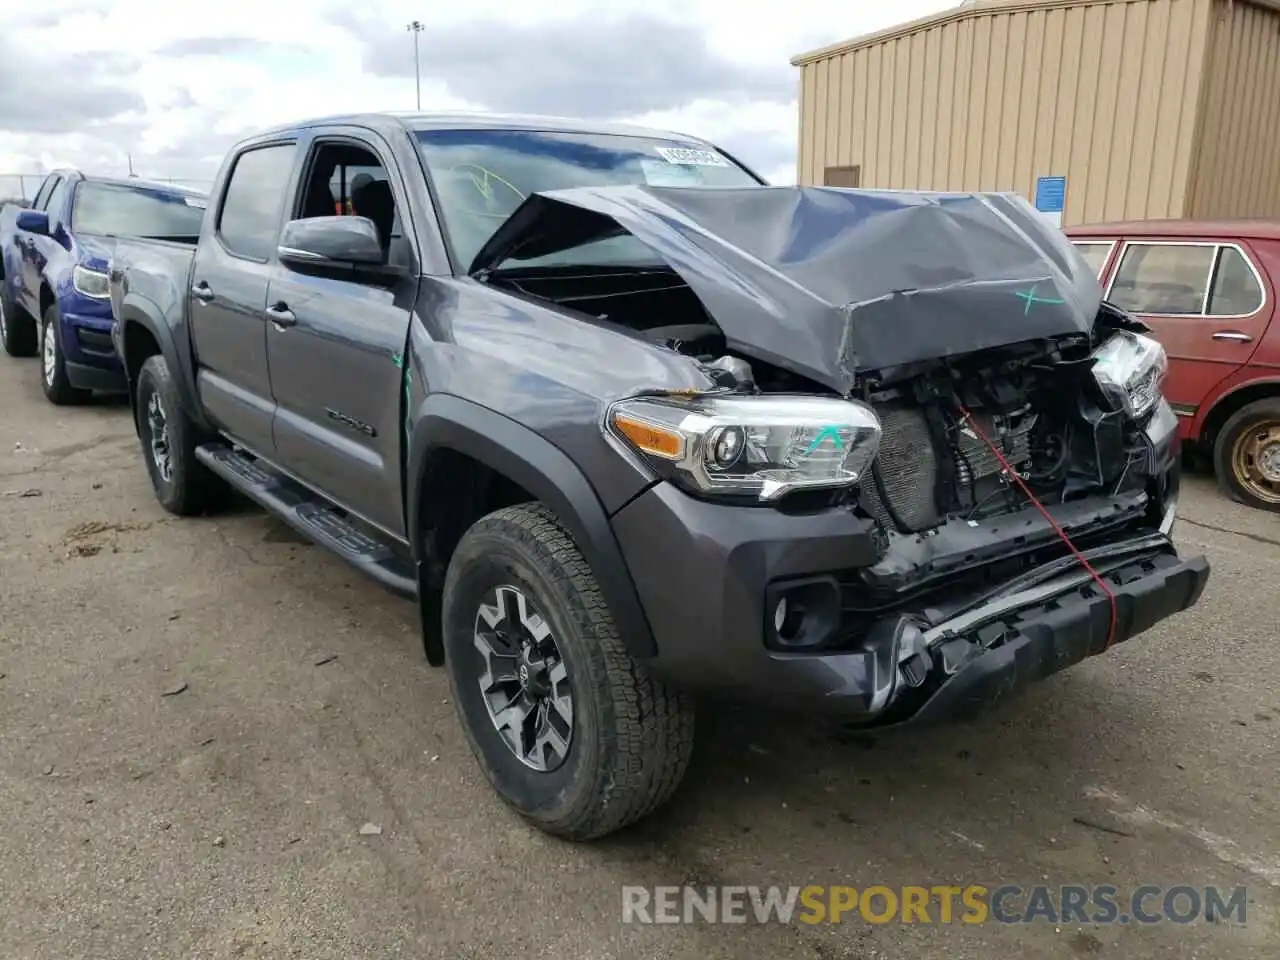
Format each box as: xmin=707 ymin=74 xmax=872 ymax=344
xmin=796 ymin=0 xmax=1221 ymax=224
xmin=1190 ymin=0 xmax=1280 ymax=216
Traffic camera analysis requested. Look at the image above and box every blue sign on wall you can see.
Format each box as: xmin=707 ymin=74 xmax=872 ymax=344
xmin=1035 ymin=176 xmax=1067 ymax=214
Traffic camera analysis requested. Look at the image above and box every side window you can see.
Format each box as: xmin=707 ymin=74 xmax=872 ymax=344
xmin=1071 ymin=241 xmax=1113 ymax=279
xmin=217 ymin=144 xmax=298 ymax=261
xmin=1109 ymin=243 xmax=1216 ymax=315
xmin=31 ymin=175 xmax=58 ymax=210
xmin=43 ymin=178 xmax=71 ymax=225
xmin=1207 ymin=246 xmax=1264 ymax=316
xmin=295 ymin=141 xmax=404 ymax=264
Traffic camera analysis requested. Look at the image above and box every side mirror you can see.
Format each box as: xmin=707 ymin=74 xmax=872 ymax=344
xmin=16 ymin=210 xmax=50 ymax=236
xmin=278 ymin=216 xmax=385 ymax=268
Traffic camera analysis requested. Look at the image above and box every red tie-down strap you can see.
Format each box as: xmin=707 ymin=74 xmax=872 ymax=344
xmin=957 ymin=406 xmax=1119 ymax=651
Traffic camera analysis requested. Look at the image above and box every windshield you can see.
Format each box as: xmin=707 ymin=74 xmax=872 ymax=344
xmin=415 ymin=128 xmax=761 ymax=271
xmin=71 ymin=181 xmax=207 ymax=239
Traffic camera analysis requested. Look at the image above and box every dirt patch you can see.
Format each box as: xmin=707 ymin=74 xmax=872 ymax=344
xmin=62 ymin=519 xmax=157 ymax=559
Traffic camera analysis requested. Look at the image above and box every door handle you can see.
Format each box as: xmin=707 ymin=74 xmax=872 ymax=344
xmin=265 ymin=302 xmax=297 ymax=329
xmin=1212 ymin=331 xmax=1253 ymax=343
xmin=192 ymin=281 xmax=215 ymax=303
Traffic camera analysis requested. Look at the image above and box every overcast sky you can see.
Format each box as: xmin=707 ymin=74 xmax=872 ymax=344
xmin=0 ymin=0 xmax=951 ymax=195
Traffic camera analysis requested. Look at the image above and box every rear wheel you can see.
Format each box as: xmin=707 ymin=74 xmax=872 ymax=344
xmin=442 ymin=503 xmax=695 ymax=840
xmin=1214 ymin=397 xmax=1280 ymax=512
xmin=40 ymin=306 xmax=90 ymax=405
xmin=135 ymin=354 xmax=228 ymax=515
xmin=0 ymin=285 xmax=36 ymax=357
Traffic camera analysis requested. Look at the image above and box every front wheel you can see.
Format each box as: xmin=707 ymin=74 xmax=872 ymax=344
xmin=1214 ymin=398 xmax=1280 ymax=512
xmin=135 ymin=354 xmax=228 ymax=516
xmin=442 ymin=503 xmax=695 ymax=840
xmin=40 ymin=307 xmax=89 ymax=405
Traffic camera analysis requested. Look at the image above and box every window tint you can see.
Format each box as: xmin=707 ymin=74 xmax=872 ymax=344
xmin=1071 ymin=241 xmax=1112 ymax=278
xmin=31 ymin=175 xmax=57 ymax=210
xmin=218 ymin=144 xmax=297 ymax=260
xmin=43 ymin=178 xmax=71 ymax=223
xmin=1207 ymin=246 xmax=1264 ymax=316
xmin=1109 ymin=243 xmax=1216 ymax=315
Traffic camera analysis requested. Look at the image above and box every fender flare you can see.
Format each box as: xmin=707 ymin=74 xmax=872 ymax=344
xmin=407 ymin=394 xmax=658 ymax=664
xmin=116 ymin=297 xmax=209 ymax=430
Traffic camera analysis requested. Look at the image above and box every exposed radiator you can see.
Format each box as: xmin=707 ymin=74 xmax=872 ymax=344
xmin=859 ymin=404 xmax=940 ymax=533
xmin=859 ymin=404 xmax=1037 ymax=533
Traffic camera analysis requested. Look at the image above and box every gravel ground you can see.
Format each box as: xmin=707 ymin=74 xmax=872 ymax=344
xmin=1 ymin=355 xmax=1277 ymax=959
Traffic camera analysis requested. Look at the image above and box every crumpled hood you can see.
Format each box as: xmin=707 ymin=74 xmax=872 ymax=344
xmin=470 ymin=185 xmax=1102 ymax=394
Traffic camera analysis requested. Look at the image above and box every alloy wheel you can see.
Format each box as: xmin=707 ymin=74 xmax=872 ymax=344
xmin=146 ymin=391 xmax=173 ymax=483
xmin=0 ymin=297 xmax=7 ymax=343
xmin=1231 ymin=420 xmax=1280 ymax=505
xmin=41 ymin=319 xmax=56 ymax=384
xmin=472 ymin=584 xmax=574 ymax=772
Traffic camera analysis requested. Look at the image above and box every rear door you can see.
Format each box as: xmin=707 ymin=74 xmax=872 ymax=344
xmin=1104 ymin=238 xmax=1271 ymax=421
xmin=189 ymin=140 xmax=299 ymax=455
xmin=263 ymin=129 xmax=418 ymax=537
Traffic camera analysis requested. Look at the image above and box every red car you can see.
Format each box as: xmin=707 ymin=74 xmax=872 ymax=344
xmin=1067 ymin=220 xmax=1280 ymax=512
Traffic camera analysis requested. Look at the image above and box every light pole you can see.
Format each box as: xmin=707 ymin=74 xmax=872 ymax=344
xmin=406 ymin=20 xmax=424 ymax=110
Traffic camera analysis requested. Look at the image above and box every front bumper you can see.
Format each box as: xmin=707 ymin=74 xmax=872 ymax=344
xmin=61 ymin=308 xmax=125 ymax=393
xmin=612 ymin=480 xmax=1208 ymax=725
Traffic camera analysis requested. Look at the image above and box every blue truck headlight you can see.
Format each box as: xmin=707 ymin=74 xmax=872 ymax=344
xmin=1091 ymin=329 xmax=1168 ymax=419
xmin=73 ymin=265 xmax=111 ymax=299
xmin=608 ymin=393 xmax=882 ymax=501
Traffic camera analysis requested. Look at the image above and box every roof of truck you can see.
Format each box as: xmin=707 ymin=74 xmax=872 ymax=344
xmin=248 ymin=111 xmax=711 ymax=146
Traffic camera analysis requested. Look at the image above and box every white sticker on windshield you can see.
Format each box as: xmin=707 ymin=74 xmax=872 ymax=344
xmin=653 ymin=146 xmax=729 ymax=167
xmin=640 ymin=158 xmax=703 ymax=186
xmin=184 ymin=197 xmax=207 ymax=209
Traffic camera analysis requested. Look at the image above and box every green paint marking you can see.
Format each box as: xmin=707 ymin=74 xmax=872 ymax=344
xmin=1014 ymin=283 xmax=1066 ymax=316
xmin=392 ymin=351 xmax=404 ymax=369
xmin=805 ymin=425 xmax=845 ymax=454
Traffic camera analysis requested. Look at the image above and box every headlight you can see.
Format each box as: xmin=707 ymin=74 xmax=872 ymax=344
xmin=607 ymin=393 xmax=882 ymax=501
xmin=73 ymin=265 xmax=110 ymax=299
xmin=1091 ymin=329 xmax=1168 ymax=419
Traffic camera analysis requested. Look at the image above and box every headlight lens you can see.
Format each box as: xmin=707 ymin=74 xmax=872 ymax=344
xmin=73 ymin=265 xmax=110 ymax=299
xmin=608 ymin=393 xmax=882 ymax=501
xmin=1091 ymin=329 xmax=1168 ymax=419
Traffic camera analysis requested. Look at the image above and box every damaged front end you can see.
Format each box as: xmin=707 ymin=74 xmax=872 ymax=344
xmin=473 ymin=184 xmax=1211 ymax=724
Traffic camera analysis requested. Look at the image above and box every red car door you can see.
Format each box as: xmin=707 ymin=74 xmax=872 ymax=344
xmin=1103 ymin=238 xmax=1271 ymax=430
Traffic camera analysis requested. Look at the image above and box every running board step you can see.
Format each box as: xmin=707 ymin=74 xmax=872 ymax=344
xmin=195 ymin=443 xmax=417 ymax=598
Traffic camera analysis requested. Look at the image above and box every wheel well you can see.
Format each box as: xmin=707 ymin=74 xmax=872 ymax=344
xmin=1200 ymin=382 xmax=1280 ymax=449
xmin=39 ymin=283 xmax=54 ymax=318
xmin=416 ymin=448 xmax=535 ymax=589
xmin=121 ymin=321 xmax=161 ymax=388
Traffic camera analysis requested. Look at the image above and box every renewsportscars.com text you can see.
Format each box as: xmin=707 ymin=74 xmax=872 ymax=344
xmin=621 ymin=884 xmax=1248 ymax=926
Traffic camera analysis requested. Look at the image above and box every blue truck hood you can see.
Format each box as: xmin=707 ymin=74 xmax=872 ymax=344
xmin=468 ymin=185 xmax=1102 ymax=393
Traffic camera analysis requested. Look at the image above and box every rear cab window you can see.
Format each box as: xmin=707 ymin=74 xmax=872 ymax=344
xmin=1108 ymin=241 xmax=1265 ymax=317
xmin=72 ymin=181 xmax=206 ymax=241
xmin=216 ymin=144 xmax=298 ymax=261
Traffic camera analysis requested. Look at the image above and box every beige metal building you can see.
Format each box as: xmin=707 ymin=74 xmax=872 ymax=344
xmin=792 ymin=0 xmax=1280 ymax=225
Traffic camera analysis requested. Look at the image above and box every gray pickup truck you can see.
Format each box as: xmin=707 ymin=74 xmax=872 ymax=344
xmin=108 ymin=111 xmax=1209 ymax=840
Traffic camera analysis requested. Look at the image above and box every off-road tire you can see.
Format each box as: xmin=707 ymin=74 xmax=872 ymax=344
xmin=40 ymin=305 xmax=90 ymax=405
xmin=1213 ymin=397 xmax=1280 ymax=512
xmin=442 ymin=502 xmax=695 ymax=840
xmin=0 ymin=284 xmax=36 ymax=357
xmin=136 ymin=354 xmax=228 ymax=516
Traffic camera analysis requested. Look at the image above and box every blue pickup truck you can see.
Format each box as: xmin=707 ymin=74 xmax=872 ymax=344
xmin=0 ymin=171 xmax=206 ymax=404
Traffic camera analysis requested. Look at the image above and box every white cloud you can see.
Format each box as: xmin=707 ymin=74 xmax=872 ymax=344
xmin=0 ymin=0 xmax=951 ymax=197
